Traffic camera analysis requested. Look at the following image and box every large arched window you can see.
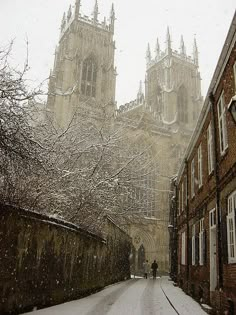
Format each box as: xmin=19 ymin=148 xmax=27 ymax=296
xmin=81 ymin=57 xmax=97 ymax=97
xmin=177 ymin=85 xmax=188 ymax=123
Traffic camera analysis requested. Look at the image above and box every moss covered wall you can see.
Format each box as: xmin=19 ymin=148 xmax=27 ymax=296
xmin=0 ymin=205 xmax=131 ymax=314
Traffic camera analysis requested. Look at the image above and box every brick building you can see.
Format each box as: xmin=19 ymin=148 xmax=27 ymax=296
xmin=173 ymin=11 xmax=236 ymax=314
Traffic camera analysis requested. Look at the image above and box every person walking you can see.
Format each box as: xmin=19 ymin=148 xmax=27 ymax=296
xmin=151 ymin=260 xmax=158 ymax=279
xmin=143 ymin=260 xmax=149 ymax=279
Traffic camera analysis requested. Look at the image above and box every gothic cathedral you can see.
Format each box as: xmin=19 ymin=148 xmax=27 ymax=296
xmin=47 ymin=0 xmax=202 ymax=273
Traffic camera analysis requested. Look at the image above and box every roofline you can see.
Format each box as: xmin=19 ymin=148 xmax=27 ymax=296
xmin=177 ymin=10 xmax=236 ymax=184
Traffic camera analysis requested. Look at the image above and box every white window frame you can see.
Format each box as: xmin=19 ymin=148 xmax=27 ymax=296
xmin=209 ymin=208 xmax=216 ymax=228
xmin=191 ymin=158 xmax=195 ymax=198
xmin=227 ymin=190 xmax=236 ymax=264
xmin=192 ymin=224 xmax=196 ymax=265
xmin=217 ymin=92 xmax=228 ymax=155
xmin=199 ymin=218 xmax=204 ymax=265
xmin=181 ymin=231 xmax=186 ymax=265
xmin=233 ymin=61 xmax=236 ymax=92
xmin=207 ymin=122 xmax=214 ymax=174
xmin=181 ymin=181 xmax=184 ymax=212
xmin=198 ymin=144 xmax=203 ymax=188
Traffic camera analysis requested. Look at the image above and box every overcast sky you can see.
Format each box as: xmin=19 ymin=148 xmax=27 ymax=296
xmin=0 ymin=1 xmax=235 ymax=105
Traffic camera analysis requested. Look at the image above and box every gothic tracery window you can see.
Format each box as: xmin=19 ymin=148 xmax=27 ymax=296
xmin=81 ymin=57 xmax=97 ymax=97
xmin=177 ymin=85 xmax=188 ymax=123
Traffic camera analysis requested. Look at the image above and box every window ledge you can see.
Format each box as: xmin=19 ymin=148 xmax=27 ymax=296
xmin=228 ymin=259 xmax=236 ymax=264
xmin=208 ymin=170 xmax=214 ymax=180
xmin=198 ymin=185 xmax=203 ymax=192
xmin=220 ymin=147 xmax=229 ymax=160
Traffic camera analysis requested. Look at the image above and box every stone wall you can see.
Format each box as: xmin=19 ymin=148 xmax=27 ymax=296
xmin=0 ymin=204 xmax=131 ymax=314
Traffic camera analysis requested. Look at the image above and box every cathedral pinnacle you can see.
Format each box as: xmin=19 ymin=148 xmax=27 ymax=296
xmin=93 ymin=0 xmax=99 ymax=23
xmin=110 ymin=3 xmax=115 ymax=21
xmin=193 ymin=36 xmax=199 ymax=67
xmin=61 ymin=12 xmax=66 ymax=31
xmin=166 ymin=26 xmax=172 ymax=55
xmin=138 ymin=80 xmax=143 ymax=95
xmin=75 ymin=0 xmax=81 ymax=19
xmin=180 ymin=35 xmax=186 ymax=56
xmin=109 ymin=3 xmax=115 ymax=33
xmin=67 ymin=5 xmax=72 ymax=22
xmin=146 ymin=43 xmax=152 ymax=65
xmin=155 ymin=37 xmax=160 ymax=60
xmin=137 ymin=81 xmax=144 ymax=104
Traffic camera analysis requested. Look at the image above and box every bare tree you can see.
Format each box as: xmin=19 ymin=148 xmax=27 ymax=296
xmin=0 ymin=44 xmax=160 ymax=233
xmin=0 ymin=43 xmax=47 ymax=205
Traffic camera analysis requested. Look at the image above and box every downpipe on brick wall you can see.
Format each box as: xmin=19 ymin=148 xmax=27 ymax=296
xmin=209 ymin=92 xmax=223 ymax=292
xmin=185 ymin=159 xmax=190 ymax=292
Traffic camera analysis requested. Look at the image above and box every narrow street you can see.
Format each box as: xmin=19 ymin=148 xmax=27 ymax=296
xmin=23 ymin=277 xmax=207 ymax=315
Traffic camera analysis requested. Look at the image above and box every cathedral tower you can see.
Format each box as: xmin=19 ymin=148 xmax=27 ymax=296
xmin=116 ymin=29 xmax=203 ymax=273
xmin=145 ymin=29 xmax=202 ymax=131
xmin=47 ymin=0 xmax=116 ymax=126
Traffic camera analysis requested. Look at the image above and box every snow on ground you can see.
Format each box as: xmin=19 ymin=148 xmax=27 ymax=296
xmin=22 ymin=277 xmax=207 ymax=315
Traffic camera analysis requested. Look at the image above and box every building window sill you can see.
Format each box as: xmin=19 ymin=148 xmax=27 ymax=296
xmin=219 ymin=147 xmax=228 ymax=161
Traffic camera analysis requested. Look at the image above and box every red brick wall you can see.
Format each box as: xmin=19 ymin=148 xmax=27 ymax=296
xmin=175 ymin=36 xmax=236 ymax=315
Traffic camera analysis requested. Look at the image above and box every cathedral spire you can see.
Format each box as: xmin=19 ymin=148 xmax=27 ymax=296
xmin=75 ymin=0 xmax=81 ymax=19
xmin=137 ymin=81 xmax=144 ymax=104
xmin=138 ymin=80 xmax=143 ymax=95
xmin=109 ymin=3 xmax=115 ymax=33
xmin=166 ymin=26 xmax=172 ymax=55
xmin=180 ymin=35 xmax=186 ymax=57
xmin=67 ymin=4 xmax=72 ymax=22
xmin=155 ymin=37 xmax=160 ymax=60
xmin=61 ymin=12 xmax=66 ymax=32
xmin=193 ymin=36 xmax=199 ymax=67
xmin=93 ymin=0 xmax=99 ymax=23
xmin=146 ymin=43 xmax=152 ymax=66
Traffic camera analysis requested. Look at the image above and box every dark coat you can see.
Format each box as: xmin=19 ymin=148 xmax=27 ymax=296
xmin=151 ymin=261 xmax=158 ymax=270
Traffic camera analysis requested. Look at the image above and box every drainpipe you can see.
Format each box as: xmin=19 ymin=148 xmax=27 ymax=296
xmin=173 ymin=180 xmax=178 ymax=283
xmin=185 ymin=159 xmax=190 ymax=291
xmin=209 ymin=92 xmax=223 ymax=289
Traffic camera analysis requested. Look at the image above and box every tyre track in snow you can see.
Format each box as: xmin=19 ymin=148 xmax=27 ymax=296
xmin=141 ymin=278 xmax=177 ymax=315
xmin=85 ymin=279 xmax=139 ymax=315
xmin=159 ymin=278 xmax=180 ymax=315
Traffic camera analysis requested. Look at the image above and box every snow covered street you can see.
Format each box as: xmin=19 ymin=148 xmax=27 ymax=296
xmin=22 ymin=277 xmax=207 ymax=315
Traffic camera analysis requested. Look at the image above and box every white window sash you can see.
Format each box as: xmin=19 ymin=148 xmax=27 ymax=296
xmin=227 ymin=192 xmax=236 ymax=264
xmin=217 ymin=94 xmax=228 ymax=154
xmin=234 ymin=61 xmax=236 ymax=91
xmin=207 ymin=123 xmax=214 ymax=174
xmin=191 ymin=159 xmax=195 ymax=198
xmin=199 ymin=231 xmax=204 ymax=265
xmin=198 ymin=145 xmax=202 ymax=187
